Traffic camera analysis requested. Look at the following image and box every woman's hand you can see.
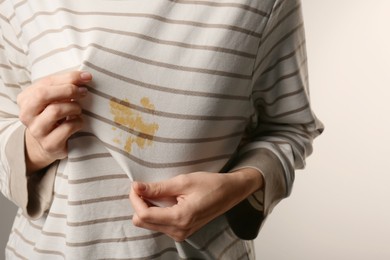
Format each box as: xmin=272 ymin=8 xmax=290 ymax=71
xmin=17 ymin=71 xmax=92 ymax=175
xmin=129 ymin=169 xmax=263 ymax=241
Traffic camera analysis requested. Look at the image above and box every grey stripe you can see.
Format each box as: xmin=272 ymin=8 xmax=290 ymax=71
xmin=0 ymin=92 xmax=16 ymax=103
xmin=84 ymin=108 xmax=245 ymax=144
xmin=13 ymin=229 xmax=35 ymax=246
xmin=261 ymin=3 xmax=301 ymax=45
xmin=41 ymin=230 xmax=66 ymax=238
xmin=28 ymin=25 xmax=255 ymax=58
xmin=0 ymin=110 xmax=17 ymax=118
xmin=9 ymin=60 xmax=31 ymax=73
xmin=3 ymin=82 xmax=19 ymax=88
xmin=20 ymin=8 xmax=261 ymax=38
xmin=66 ymin=232 xmax=163 ymax=247
xmin=56 ymin=172 xmax=68 ymax=180
xmin=254 ymin=58 xmax=307 ymax=93
xmin=102 ymin=137 xmax=232 ymax=169
xmin=94 ymin=43 xmax=252 ymax=79
xmin=217 ymin=238 xmax=240 ymax=260
xmin=199 ymin=225 xmax=230 ymax=251
xmin=269 ymin=133 xmax=305 ymax=155
xmin=32 ymin=43 xmax=252 ymax=79
xmin=70 ymin=132 xmax=233 ymax=168
xmin=6 ymin=245 xmax=29 ymax=260
xmin=255 ymin=87 xmax=305 ymax=106
xmin=167 ymin=0 xmax=269 ymax=17
xmin=34 ymin=248 xmax=66 ymax=258
xmin=68 ymin=194 xmax=129 ymax=206
xmin=0 ymin=13 xmax=8 ymax=23
xmin=0 ymin=63 xmax=12 ymax=70
xmin=14 ymin=0 xmax=27 ymax=9
xmin=250 ymin=193 xmax=264 ymax=207
xmin=68 ymin=152 xmax=112 ymax=162
xmin=84 ymin=61 xmax=249 ymax=100
xmin=85 ymin=89 xmax=246 ymax=123
xmin=238 ymin=251 xmax=250 ymax=260
xmin=261 ymin=102 xmax=310 ymax=119
xmin=101 ymin=247 xmax=180 ymax=260
xmin=259 ymin=40 xmax=306 ymax=77
xmin=2 ymin=35 xmax=25 ymax=54
xmin=27 ymin=219 xmax=44 ymax=230
xmin=54 ymin=192 xmax=68 ymax=200
xmin=67 ymin=216 xmax=133 ymax=227
xmin=258 ymin=23 xmax=304 ymax=68
xmin=111 ymin=95 xmax=246 ymax=121
xmin=272 ymin=143 xmax=295 ymax=195
xmin=68 ymin=174 xmax=128 ymax=184
xmin=48 ymin=212 xmax=67 ymax=219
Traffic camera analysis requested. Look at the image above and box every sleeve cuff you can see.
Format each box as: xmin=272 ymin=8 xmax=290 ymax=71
xmin=7 ymin=124 xmax=57 ymax=219
xmin=225 ymin=148 xmax=287 ymax=240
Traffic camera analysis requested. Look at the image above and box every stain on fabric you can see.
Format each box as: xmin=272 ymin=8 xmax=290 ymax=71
xmin=109 ymin=97 xmax=159 ymax=153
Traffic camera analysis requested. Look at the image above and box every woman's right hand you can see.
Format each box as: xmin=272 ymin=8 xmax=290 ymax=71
xmin=17 ymin=71 xmax=92 ymax=175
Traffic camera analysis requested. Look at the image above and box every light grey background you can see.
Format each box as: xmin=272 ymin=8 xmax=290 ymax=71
xmin=1 ymin=0 xmax=390 ymax=259
xmin=255 ymin=0 xmax=390 ymax=259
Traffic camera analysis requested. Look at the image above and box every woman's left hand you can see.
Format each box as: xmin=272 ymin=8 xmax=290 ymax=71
xmin=129 ymin=169 xmax=263 ymax=241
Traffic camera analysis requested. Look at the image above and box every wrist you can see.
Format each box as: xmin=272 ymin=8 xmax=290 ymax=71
xmin=227 ymin=168 xmax=264 ymax=198
xmin=25 ymin=130 xmax=55 ymax=175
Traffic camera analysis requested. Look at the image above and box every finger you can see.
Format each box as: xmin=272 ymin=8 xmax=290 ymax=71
xmin=129 ymin=184 xmax=150 ymax=212
xmin=33 ymin=83 xmax=88 ymax=108
xmin=39 ymin=116 xmax=84 ymax=157
xmin=132 ymin=199 xmax=190 ymax=227
xmin=132 ymin=214 xmax=193 ymax=242
xmin=18 ymin=84 xmax=88 ymax=124
xmin=29 ymin=102 xmax=83 ymax=138
xmin=133 ymin=178 xmax=183 ymax=199
xmin=130 ymin=185 xmax=176 ymax=226
xmin=35 ymin=71 xmax=92 ymax=87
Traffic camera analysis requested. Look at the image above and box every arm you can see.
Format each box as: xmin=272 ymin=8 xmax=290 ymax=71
xmin=0 ymin=16 xmax=91 ymax=218
xmin=226 ymin=0 xmax=324 ymax=239
xmin=129 ymin=0 xmax=323 ymax=241
xmin=130 ymin=168 xmax=263 ymax=242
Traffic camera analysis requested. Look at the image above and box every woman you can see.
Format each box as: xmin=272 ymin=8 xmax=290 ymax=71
xmin=0 ymin=0 xmax=323 ymax=259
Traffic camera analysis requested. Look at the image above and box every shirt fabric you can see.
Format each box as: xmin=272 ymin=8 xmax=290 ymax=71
xmin=0 ymin=0 xmax=323 ymax=259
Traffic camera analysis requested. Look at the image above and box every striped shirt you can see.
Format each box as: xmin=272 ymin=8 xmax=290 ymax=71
xmin=0 ymin=0 xmax=323 ymax=259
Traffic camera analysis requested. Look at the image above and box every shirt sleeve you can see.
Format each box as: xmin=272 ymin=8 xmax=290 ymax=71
xmin=0 ymin=11 xmax=57 ymax=219
xmin=225 ymin=0 xmax=324 ymax=240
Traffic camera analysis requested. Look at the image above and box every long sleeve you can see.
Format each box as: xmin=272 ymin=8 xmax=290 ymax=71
xmin=226 ymin=0 xmax=324 ymax=240
xmin=0 ymin=12 xmax=56 ymax=219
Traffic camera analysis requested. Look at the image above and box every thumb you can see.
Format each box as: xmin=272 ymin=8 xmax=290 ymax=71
xmin=132 ymin=180 xmax=177 ymax=199
xmin=132 ymin=181 xmax=178 ymax=208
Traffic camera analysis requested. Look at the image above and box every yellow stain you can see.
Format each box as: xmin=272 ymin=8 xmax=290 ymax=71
xmin=110 ymin=97 xmax=159 ymax=153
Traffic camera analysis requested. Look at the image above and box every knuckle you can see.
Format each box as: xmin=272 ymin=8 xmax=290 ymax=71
xmin=46 ymin=104 xmax=62 ymax=118
xmin=178 ymin=218 xmax=192 ymax=230
xmin=38 ymin=76 xmax=53 ymax=86
xmin=172 ymin=230 xmax=189 ymax=242
xmin=172 ymin=212 xmax=192 ymax=229
xmin=136 ymin=210 xmax=149 ymax=222
xmin=64 ymin=84 xmax=78 ymax=97
xmin=28 ymin=124 xmax=44 ymax=138
xmin=175 ymin=175 xmax=189 ymax=188
xmin=18 ymin=110 xmax=29 ymax=125
xmin=33 ymin=86 xmax=49 ymax=101
xmin=132 ymin=215 xmax=143 ymax=227
xmin=40 ymin=139 xmax=60 ymax=154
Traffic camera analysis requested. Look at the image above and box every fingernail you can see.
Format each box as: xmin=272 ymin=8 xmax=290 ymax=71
xmin=80 ymin=71 xmax=92 ymax=81
xmin=78 ymin=87 xmax=88 ymax=95
xmin=136 ymin=182 xmax=146 ymax=192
